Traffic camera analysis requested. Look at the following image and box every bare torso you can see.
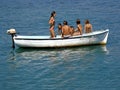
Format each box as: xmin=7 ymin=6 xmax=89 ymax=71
xmin=85 ymin=24 xmax=92 ymax=33
xmin=77 ymin=24 xmax=82 ymax=35
xmin=62 ymin=25 xmax=71 ymax=37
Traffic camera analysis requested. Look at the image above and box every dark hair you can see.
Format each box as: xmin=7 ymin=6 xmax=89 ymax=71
xmin=58 ymin=23 xmax=62 ymax=25
xmin=85 ymin=19 xmax=90 ymax=24
xmin=63 ymin=21 xmax=68 ymax=25
xmin=70 ymin=26 xmax=74 ymax=28
xmin=76 ymin=19 xmax=80 ymax=24
xmin=52 ymin=11 xmax=56 ymax=14
xmin=51 ymin=11 xmax=56 ymax=17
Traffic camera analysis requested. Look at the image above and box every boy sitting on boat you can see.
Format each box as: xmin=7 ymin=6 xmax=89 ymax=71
xmin=72 ymin=19 xmax=83 ymax=36
xmin=61 ymin=21 xmax=73 ymax=38
xmin=57 ymin=19 xmax=93 ymax=38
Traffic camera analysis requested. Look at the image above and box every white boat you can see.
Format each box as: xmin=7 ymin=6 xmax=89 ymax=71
xmin=7 ymin=29 xmax=109 ymax=48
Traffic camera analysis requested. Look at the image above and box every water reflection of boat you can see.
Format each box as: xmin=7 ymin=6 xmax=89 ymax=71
xmin=14 ymin=45 xmax=109 ymax=60
xmin=7 ymin=45 xmax=109 ymax=72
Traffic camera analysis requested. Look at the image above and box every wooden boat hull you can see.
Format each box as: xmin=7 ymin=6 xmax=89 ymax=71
xmin=14 ymin=29 xmax=109 ymax=48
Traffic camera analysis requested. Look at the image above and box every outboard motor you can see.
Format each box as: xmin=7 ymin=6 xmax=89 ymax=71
xmin=7 ymin=29 xmax=16 ymax=48
xmin=7 ymin=28 xmax=16 ymax=35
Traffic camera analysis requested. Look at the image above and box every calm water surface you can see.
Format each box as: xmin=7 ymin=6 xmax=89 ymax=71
xmin=0 ymin=0 xmax=120 ymax=90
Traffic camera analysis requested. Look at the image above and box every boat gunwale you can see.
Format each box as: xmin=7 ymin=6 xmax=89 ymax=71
xmin=14 ymin=29 xmax=109 ymax=41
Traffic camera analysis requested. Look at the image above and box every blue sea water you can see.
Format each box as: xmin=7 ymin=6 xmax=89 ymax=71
xmin=0 ymin=0 xmax=120 ymax=90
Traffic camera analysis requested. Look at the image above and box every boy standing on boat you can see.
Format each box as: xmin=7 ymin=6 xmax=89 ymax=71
xmin=49 ymin=11 xmax=56 ymax=38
